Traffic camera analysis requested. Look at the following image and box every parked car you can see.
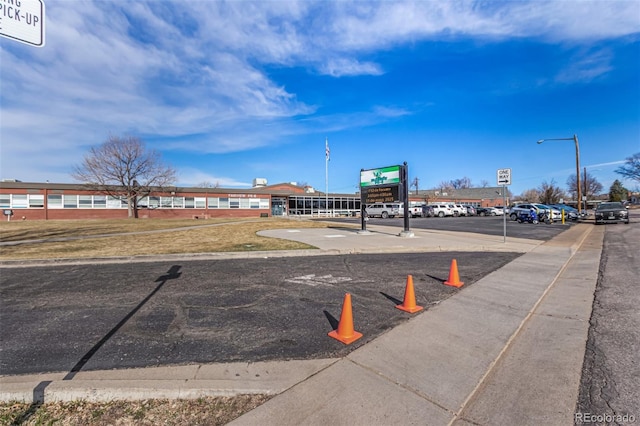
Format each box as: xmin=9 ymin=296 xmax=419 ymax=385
xmin=594 ymin=202 xmax=629 ymax=225
xmin=421 ymin=205 xmax=435 ymax=217
xmin=454 ymin=204 xmax=468 ymax=216
xmin=509 ymin=203 xmax=555 ymax=221
xmin=365 ymin=203 xmax=403 ymax=218
xmin=549 ymin=204 xmax=579 ymax=221
xmin=431 ymin=204 xmax=454 ymax=217
xmin=539 ymin=204 xmax=562 ymax=220
xmin=463 ymin=205 xmax=477 ymax=216
xmin=476 ymin=207 xmax=502 ymax=216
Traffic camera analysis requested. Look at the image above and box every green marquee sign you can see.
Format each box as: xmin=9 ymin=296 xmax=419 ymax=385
xmin=360 ymin=165 xmax=401 ymax=187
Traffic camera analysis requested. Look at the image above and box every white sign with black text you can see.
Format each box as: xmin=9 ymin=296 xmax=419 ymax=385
xmin=0 ymin=0 xmax=45 ymax=47
xmin=497 ymin=168 xmax=511 ymax=186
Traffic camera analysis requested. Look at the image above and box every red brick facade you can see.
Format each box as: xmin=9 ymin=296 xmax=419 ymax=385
xmin=0 ymin=183 xmax=272 ymax=221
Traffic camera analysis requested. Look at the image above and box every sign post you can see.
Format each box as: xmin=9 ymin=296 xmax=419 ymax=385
xmin=0 ymin=0 xmax=45 ymax=47
xmin=497 ymin=168 xmax=511 ymax=243
xmin=3 ymin=209 xmax=13 ymax=222
xmin=401 ymin=162 xmax=410 ymax=236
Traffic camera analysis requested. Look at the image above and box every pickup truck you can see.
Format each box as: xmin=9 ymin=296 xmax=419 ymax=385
xmin=407 ymin=205 xmax=424 ymax=218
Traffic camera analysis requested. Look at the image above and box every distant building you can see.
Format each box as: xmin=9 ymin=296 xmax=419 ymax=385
xmin=0 ymin=180 xmax=509 ymax=221
xmin=0 ymin=181 xmax=360 ymax=220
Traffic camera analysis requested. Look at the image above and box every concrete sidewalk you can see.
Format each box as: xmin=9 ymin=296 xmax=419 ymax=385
xmin=230 ymin=223 xmax=601 ymax=425
xmin=257 ymin=224 xmax=544 ymax=254
xmin=0 ymin=223 xmax=602 ymax=425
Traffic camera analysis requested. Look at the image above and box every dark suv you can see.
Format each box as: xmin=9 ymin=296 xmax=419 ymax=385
xmin=422 ymin=205 xmax=435 ymax=217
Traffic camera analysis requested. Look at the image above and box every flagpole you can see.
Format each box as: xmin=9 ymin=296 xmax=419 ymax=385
xmin=325 ymin=137 xmax=329 ymax=218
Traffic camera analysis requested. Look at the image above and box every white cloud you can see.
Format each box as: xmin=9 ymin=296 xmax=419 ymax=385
xmin=320 ymin=57 xmax=383 ymax=77
xmin=502 ymin=1 xmax=640 ymax=41
xmin=372 ymin=106 xmax=411 ymax=118
xmin=585 ymin=160 xmax=626 ymax=168
xmin=176 ymin=168 xmax=252 ymax=188
xmin=555 ymin=48 xmax=614 ymax=83
xmin=1 ymin=0 xmax=638 ymax=182
xmin=322 ymin=1 xmax=640 ymax=50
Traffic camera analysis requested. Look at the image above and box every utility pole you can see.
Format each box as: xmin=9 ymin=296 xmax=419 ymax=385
xmin=584 ymin=166 xmax=587 ymax=211
xmin=412 ymin=177 xmax=419 ymax=195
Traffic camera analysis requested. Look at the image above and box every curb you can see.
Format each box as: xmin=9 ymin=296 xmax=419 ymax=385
xmin=0 ymin=360 xmax=338 ymax=403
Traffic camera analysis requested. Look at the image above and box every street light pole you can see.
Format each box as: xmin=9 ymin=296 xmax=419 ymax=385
xmin=536 ymin=134 xmax=581 ymax=215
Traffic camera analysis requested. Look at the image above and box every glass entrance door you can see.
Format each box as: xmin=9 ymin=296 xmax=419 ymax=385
xmin=271 ymin=197 xmax=287 ymax=216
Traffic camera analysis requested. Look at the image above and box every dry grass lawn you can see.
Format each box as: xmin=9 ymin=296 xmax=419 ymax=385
xmin=0 ymin=396 xmax=271 ymax=425
xmin=0 ymin=217 xmax=354 ymax=260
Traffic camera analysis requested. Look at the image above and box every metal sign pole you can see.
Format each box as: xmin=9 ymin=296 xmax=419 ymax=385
xmin=502 ymin=185 xmax=506 ymax=243
xmin=360 ymin=169 xmax=367 ymax=232
xmin=496 ymin=168 xmax=511 ymax=244
xmin=403 ymin=162 xmax=409 ymax=233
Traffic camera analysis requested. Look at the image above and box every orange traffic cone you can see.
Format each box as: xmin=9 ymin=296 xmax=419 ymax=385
xmin=396 ymin=275 xmax=424 ymax=313
xmin=444 ymin=259 xmax=464 ymax=288
xmin=328 ymin=293 xmax=363 ymax=345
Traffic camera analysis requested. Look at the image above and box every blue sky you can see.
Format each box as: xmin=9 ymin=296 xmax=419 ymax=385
xmin=1 ymin=0 xmax=639 ymax=196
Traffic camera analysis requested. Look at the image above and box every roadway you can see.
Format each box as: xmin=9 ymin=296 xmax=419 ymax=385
xmin=576 ymin=214 xmax=639 ymax=423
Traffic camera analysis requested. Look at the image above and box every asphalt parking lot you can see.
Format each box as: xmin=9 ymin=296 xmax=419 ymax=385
xmin=0 ymin=251 xmax=521 ymax=376
xmin=330 ymin=214 xmax=577 ymax=240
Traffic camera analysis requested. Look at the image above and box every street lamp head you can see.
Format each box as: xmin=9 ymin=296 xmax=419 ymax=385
xmin=536 ymin=140 xmax=544 ymax=144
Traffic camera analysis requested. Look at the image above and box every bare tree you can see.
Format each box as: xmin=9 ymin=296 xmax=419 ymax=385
xmin=452 ymin=177 xmax=472 ymax=189
xmin=567 ymin=170 xmax=603 ymax=200
xmin=520 ymin=188 xmax=542 ymax=202
xmin=437 ymin=177 xmax=472 ymax=191
xmin=615 ymin=152 xmax=640 ymax=184
xmin=538 ymin=180 xmax=565 ymax=205
xmin=72 ymin=135 xmax=176 ymax=218
xmin=479 ymin=179 xmax=490 ymax=188
xmin=437 ymin=181 xmax=455 ymax=194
